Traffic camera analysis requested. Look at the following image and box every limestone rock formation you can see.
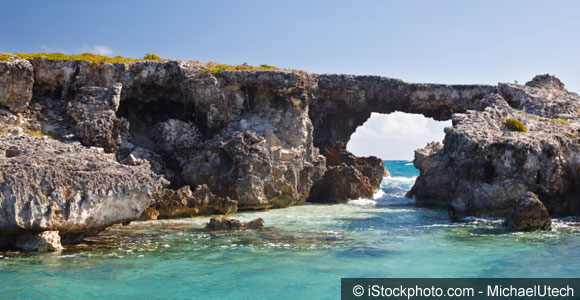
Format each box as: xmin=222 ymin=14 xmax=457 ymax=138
xmin=0 ymin=58 xmax=33 ymax=112
xmin=308 ymin=142 xmax=388 ymax=203
xmin=410 ymin=75 xmax=580 ymax=225
xmin=505 ymin=192 xmax=552 ymax=231
xmin=0 ymin=136 xmax=165 ymax=247
xmin=66 ymin=83 xmax=128 ymax=152
xmin=14 ymin=231 xmax=63 ymax=252
xmin=142 ymin=185 xmax=237 ymax=220
xmin=205 ymin=217 xmax=265 ymax=231
xmin=2 ymin=54 xmax=577 ymax=244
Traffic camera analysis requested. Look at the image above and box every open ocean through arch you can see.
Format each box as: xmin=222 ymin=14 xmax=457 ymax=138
xmin=1 ymin=161 xmax=579 ymax=299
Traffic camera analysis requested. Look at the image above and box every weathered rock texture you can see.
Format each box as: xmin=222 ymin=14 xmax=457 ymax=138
xmin=1 ymin=54 xmax=576 ymax=244
xmin=409 ymin=75 xmax=580 ymax=229
xmin=66 ymin=83 xmax=128 ymax=152
xmin=0 ymin=135 xmax=165 ymax=247
xmin=205 ymin=217 xmax=265 ymax=230
xmin=14 ymin=231 xmax=63 ymax=252
xmin=142 ymin=185 xmax=237 ymax=220
xmin=0 ymin=59 xmax=33 ymax=112
xmin=505 ymin=192 xmax=552 ymax=231
xmin=308 ymin=142 xmax=389 ymax=203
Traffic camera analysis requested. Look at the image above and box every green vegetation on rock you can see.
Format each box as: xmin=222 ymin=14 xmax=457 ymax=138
xmin=503 ymin=118 xmax=527 ymax=132
xmin=143 ymin=52 xmax=163 ymax=60
xmin=550 ymin=119 xmax=569 ymax=126
xmin=5 ymin=53 xmax=143 ymax=65
xmin=27 ymin=130 xmax=63 ymax=140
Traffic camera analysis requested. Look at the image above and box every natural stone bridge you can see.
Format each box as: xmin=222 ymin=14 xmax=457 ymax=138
xmin=0 ymin=57 xmax=577 ymax=251
xmin=309 ymin=74 xmax=497 ymax=150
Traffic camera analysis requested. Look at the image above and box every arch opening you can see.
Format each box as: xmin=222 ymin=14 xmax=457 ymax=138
xmin=347 ymin=112 xmax=451 ymax=161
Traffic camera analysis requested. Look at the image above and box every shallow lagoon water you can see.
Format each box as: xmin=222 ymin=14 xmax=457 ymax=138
xmin=1 ymin=161 xmax=579 ymax=299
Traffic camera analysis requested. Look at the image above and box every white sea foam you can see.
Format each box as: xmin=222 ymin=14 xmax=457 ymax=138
xmin=380 ymin=176 xmax=417 ymax=190
xmin=348 ymin=198 xmax=377 ymax=207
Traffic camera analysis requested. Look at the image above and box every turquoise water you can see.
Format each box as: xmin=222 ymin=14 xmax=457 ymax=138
xmin=1 ymin=161 xmax=580 ymax=299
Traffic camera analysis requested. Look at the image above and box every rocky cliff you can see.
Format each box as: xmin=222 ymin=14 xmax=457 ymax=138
xmin=408 ymin=75 xmax=580 ymax=230
xmin=0 ymin=54 xmax=573 ymax=250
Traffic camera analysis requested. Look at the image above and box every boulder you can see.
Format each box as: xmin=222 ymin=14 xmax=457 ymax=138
xmin=137 ymin=207 xmax=160 ymax=221
xmin=14 ymin=231 xmax=63 ymax=252
xmin=205 ymin=217 xmax=244 ymax=230
xmin=244 ymin=218 xmax=265 ymax=230
xmin=0 ymin=58 xmax=33 ymax=113
xmin=204 ymin=217 xmax=265 ymax=231
xmin=308 ymin=142 xmax=388 ymax=203
xmin=506 ymin=192 xmax=552 ymax=231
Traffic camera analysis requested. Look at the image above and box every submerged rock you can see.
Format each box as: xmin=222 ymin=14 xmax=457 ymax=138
xmin=204 ymin=217 xmax=265 ymax=231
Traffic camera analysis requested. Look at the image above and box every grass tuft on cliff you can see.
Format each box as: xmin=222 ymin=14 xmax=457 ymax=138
xmin=550 ymin=119 xmax=569 ymax=126
xmin=503 ymin=118 xmax=527 ymax=132
xmin=143 ymin=52 xmax=163 ymax=60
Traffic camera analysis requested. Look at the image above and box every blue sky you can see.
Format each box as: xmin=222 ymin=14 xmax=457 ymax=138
xmin=2 ymin=0 xmax=578 ymax=159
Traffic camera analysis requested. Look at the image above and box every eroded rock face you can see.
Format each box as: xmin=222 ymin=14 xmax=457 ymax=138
xmin=406 ymin=142 xmax=452 ymax=208
xmin=0 ymin=58 xmax=33 ymax=113
xmin=0 ymin=136 xmax=165 ymax=241
xmin=66 ymin=83 xmax=128 ymax=152
xmin=309 ymin=74 xmax=498 ymax=150
xmin=308 ymin=142 xmax=388 ymax=203
xmin=410 ymin=76 xmax=580 ymax=224
xmin=2 ymin=57 xmax=576 ymax=240
xmin=145 ymin=185 xmax=237 ymax=220
xmin=14 ymin=231 xmax=63 ymax=252
xmin=179 ymin=71 xmax=326 ymax=209
xmin=506 ymin=192 xmax=552 ymax=231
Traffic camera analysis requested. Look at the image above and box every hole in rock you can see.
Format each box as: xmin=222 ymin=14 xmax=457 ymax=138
xmin=117 ymin=97 xmax=196 ymax=149
xmin=347 ymin=111 xmax=451 ymax=178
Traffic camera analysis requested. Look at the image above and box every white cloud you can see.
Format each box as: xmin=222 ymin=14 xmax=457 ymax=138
xmin=347 ymin=112 xmax=451 ymax=160
xmin=81 ymin=44 xmax=113 ymax=56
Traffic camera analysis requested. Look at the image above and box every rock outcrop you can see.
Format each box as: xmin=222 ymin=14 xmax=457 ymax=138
xmin=205 ymin=217 xmax=265 ymax=230
xmin=141 ymin=185 xmax=237 ymax=220
xmin=0 ymin=59 xmax=33 ymax=112
xmin=308 ymin=142 xmax=389 ymax=203
xmin=505 ymin=192 xmax=552 ymax=231
xmin=66 ymin=83 xmax=128 ymax=152
xmin=409 ymin=75 xmax=580 ymax=229
xmin=14 ymin=231 xmax=63 ymax=252
xmin=2 ymin=53 xmax=577 ymax=245
xmin=0 ymin=135 xmax=165 ymax=248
